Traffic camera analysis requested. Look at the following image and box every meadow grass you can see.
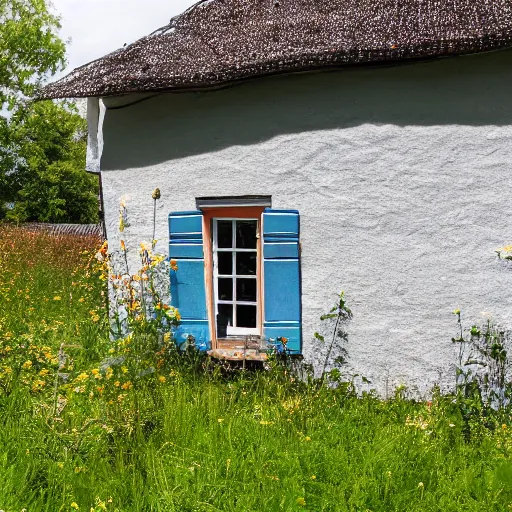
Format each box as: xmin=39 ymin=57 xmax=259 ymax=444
xmin=1 ymin=224 xmax=512 ymax=512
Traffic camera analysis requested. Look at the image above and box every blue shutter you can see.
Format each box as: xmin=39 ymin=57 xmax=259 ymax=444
xmin=169 ymin=211 xmax=209 ymax=350
xmin=262 ymin=209 xmax=301 ymax=354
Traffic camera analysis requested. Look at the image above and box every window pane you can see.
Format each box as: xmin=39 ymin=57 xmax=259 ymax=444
xmin=237 ymin=305 xmax=257 ymax=328
xmin=217 ymin=220 xmax=232 ymax=248
xmin=236 ymin=252 xmax=256 ymax=276
xmin=236 ymin=279 xmax=256 ymax=302
xmin=236 ymin=220 xmax=257 ymax=249
xmin=217 ymin=252 xmax=232 ymax=275
xmin=218 ymin=278 xmax=233 ymax=301
xmin=217 ymin=303 xmax=233 ymax=338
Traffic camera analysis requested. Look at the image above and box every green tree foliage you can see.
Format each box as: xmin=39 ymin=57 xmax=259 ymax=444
xmin=0 ymin=0 xmax=99 ymax=223
xmin=1 ymin=0 xmax=65 ymax=107
xmin=4 ymin=101 xmax=99 ymax=223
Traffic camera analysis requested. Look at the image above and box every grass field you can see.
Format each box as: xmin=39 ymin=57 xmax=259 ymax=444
xmin=1 ymin=224 xmax=512 ymax=512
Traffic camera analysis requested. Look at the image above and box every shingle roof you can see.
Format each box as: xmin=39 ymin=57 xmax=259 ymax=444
xmin=38 ymin=0 xmax=512 ymax=99
xmin=24 ymin=223 xmax=103 ymax=238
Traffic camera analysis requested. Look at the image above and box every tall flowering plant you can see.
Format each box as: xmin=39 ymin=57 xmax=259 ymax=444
xmin=86 ymin=189 xmax=186 ymax=397
xmin=96 ymin=189 xmax=181 ymax=342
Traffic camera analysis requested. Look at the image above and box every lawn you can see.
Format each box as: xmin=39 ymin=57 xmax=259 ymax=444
xmin=0 ymin=224 xmax=511 ymax=512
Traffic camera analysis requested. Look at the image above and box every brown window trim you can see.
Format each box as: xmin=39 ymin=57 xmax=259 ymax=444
xmin=201 ymin=206 xmax=265 ymax=350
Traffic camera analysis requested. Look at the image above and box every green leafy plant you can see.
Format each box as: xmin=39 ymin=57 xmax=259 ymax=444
xmin=313 ymin=292 xmax=356 ymax=384
xmin=452 ymin=310 xmax=511 ymax=440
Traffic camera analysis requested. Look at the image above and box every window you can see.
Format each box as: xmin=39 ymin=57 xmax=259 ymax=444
xmin=201 ymin=206 xmax=265 ymax=346
xmin=213 ymin=219 xmax=259 ymax=337
xmin=169 ymin=206 xmax=302 ymax=355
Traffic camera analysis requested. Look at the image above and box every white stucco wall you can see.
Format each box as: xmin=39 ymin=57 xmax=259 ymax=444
xmin=99 ymin=49 xmax=512 ymax=396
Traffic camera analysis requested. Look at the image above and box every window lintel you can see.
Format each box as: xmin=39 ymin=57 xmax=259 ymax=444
xmin=196 ymin=195 xmax=271 ymax=209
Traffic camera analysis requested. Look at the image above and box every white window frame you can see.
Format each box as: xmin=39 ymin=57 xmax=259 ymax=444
xmin=212 ymin=218 xmax=260 ymax=337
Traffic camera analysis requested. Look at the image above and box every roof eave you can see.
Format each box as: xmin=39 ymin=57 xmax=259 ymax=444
xmin=36 ymin=45 xmax=512 ymax=101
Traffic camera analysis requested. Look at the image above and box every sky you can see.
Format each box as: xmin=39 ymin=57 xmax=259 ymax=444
xmin=52 ymin=0 xmax=197 ymax=77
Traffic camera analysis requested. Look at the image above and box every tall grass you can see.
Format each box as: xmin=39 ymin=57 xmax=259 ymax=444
xmin=1 ymin=224 xmax=512 ymax=511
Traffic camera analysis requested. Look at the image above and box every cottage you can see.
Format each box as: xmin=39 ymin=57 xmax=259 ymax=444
xmin=40 ymin=0 xmax=512 ymax=393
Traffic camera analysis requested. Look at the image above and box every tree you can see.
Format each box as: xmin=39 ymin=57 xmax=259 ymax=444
xmin=0 ymin=0 xmax=65 ymax=109
xmin=0 ymin=0 xmax=99 ymax=223
xmin=5 ymin=101 xmax=99 ymax=223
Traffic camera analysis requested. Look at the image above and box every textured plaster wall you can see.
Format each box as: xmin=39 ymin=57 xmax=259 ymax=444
xmin=100 ymin=49 xmax=512 ymax=396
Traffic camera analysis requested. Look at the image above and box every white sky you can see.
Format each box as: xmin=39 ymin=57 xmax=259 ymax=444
xmin=51 ymin=0 xmax=197 ymax=77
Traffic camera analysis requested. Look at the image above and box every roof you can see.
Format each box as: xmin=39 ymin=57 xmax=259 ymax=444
xmin=39 ymin=0 xmax=512 ymax=100
xmin=23 ymin=223 xmax=103 ymax=238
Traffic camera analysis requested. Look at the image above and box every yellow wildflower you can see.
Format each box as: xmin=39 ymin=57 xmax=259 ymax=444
xmin=53 ymin=296 xmax=61 ymax=301
xmin=95 ymin=497 xmax=107 ymax=511
xmin=22 ymin=360 xmax=32 ymax=370
xmin=71 ymin=502 xmax=79 ymax=509
xmin=121 ymin=381 xmax=132 ymax=390
xmin=296 ymin=497 xmax=306 ymax=506
xmin=31 ymin=379 xmax=46 ymax=391
xmin=152 ymin=254 xmax=165 ymax=265
xmin=158 ymin=375 xmax=166 ymax=383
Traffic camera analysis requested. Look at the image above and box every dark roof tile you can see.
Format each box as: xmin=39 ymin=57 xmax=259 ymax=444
xmin=38 ymin=0 xmax=512 ymax=99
